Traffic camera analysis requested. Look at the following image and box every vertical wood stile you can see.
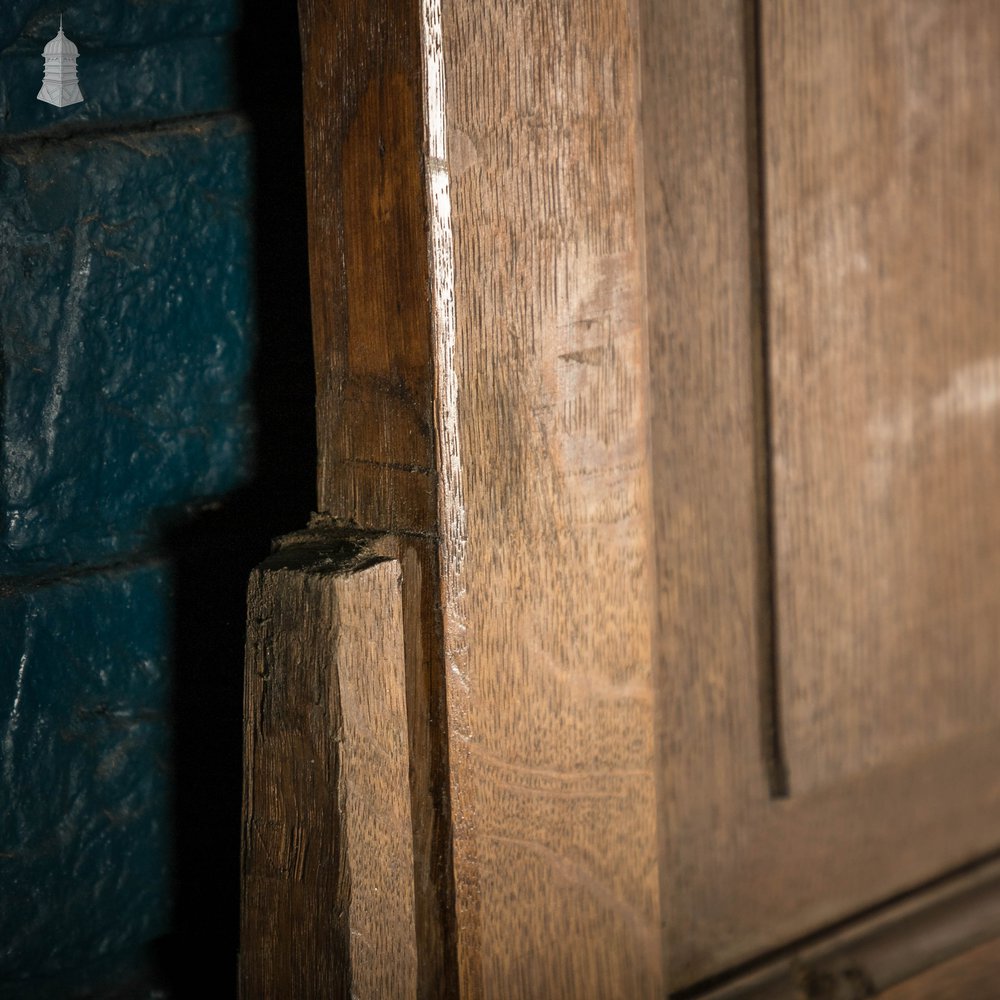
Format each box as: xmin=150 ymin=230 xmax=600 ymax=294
xmin=295 ymin=1 xmax=459 ymax=993
xmin=436 ymin=0 xmax=662 ymax=995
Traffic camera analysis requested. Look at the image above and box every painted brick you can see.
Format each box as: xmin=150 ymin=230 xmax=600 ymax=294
xmin=0 ymin=0 xmax=239 ymax=53
xmin=0 ymin=115 xmax=255 ymax=572
xmin=0 ymin=1 xmax=240 ymax=135
xmin=0 ymin=35 xmax=236 ymax=136
xmin=0 ymin=559 xmax=173 ymax=980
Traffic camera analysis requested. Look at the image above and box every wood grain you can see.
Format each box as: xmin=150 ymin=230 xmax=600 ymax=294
xmin=644 ymin=0 xmax=1000 ymax=988
xmin=299 ymin=0 xmax=662 ymax=994
xmin=642 ymin=0 xmax=773 ymax=984
xmin=436 ymin=1 xmax=661 ymax=996
xmin=764 ymin=0 xmax=1000 ymax=794
xmin=686 ymin=855 xmax=1000 ymax=1000
xmin=240 ymin=540 xmax=416 ymax=998
xmin=261 ymin=0 xmax=1000 ymax=992
xmin=296 ymin=3 xmax=458 ymax=993
xmin=298 ymin=0 xmax=436 ymax=536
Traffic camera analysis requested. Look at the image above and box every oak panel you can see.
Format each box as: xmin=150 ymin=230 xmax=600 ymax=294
xmin=765 ymin=0 xmax=1000 ymax=793
xmin=644 ymin=0 xmax=1000 ymax=988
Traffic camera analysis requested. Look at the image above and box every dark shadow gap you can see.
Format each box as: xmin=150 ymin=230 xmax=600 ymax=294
xmin=158 ymin=2 xmax=316 ymax=994
xmin=744 ymin=0 xmax=790 ymax=800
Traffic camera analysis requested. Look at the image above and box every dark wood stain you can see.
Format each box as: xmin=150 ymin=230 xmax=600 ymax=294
xmin=299 ymin=0 xmax=436 ymax=535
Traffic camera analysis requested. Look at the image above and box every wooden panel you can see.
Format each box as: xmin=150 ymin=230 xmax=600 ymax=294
xmin=764 ymin=0 xmax=1000 ymax=793
xmin=644 ymin=0 xmax=1000 ymax=988
xmin=436 ymin=0 xmax=662 ymax=996
xmin=240 ymin=541 xmax=416 ymax=998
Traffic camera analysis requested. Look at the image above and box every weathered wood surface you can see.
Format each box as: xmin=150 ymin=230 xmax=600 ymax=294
xmin=240 ymin=541 xmax=417 ymax=998
xmin=296 ymin=3 xmax=458 ymax=994
xmin=644 ymin=0 xmax=1000 ymax=988
xmin=258 ymin=0 xmax=1000 ymax=993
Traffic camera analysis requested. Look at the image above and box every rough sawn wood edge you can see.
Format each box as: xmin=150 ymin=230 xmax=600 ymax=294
xmin=240 ymin=534 xmax=418 ymax=999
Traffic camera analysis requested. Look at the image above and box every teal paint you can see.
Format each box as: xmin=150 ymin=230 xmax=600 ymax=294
xmin=0 ymin=0 xmax=257 ymax=990
xmin=0 ymin=561 xmax=173 ymax=979
xmin=0 ymin=36 xmax=237 ymax=135
xmin=0 ymin=0 xmax=239 ymax=51
xmin=0 ymin=118 xmax=255 ymax=571
xmin=0 ymin=1 xmax=240 ymax=135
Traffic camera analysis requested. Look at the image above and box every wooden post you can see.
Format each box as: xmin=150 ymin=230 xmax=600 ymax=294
xmin=240 ymin=539 xmax=418 ymax=998
xmin=243 ymin=0 xmax=662 ymax=994
xmin=430 ymin=0 xmax=662 ymax=993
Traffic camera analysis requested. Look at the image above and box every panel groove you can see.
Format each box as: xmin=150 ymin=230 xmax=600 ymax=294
xmin=744 ymin=0 xmax=789 ymax=800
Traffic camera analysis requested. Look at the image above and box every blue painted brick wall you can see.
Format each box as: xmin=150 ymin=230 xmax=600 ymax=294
xmin=0 ymin=0 xmax=256 ymax=988
xmin=0 ymin=119 xmax=255 ymax=571
xmin=0 ymin=561 xmax=173 ymax=979
xmin=0 ymin=1 xmax=240 ymax=134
